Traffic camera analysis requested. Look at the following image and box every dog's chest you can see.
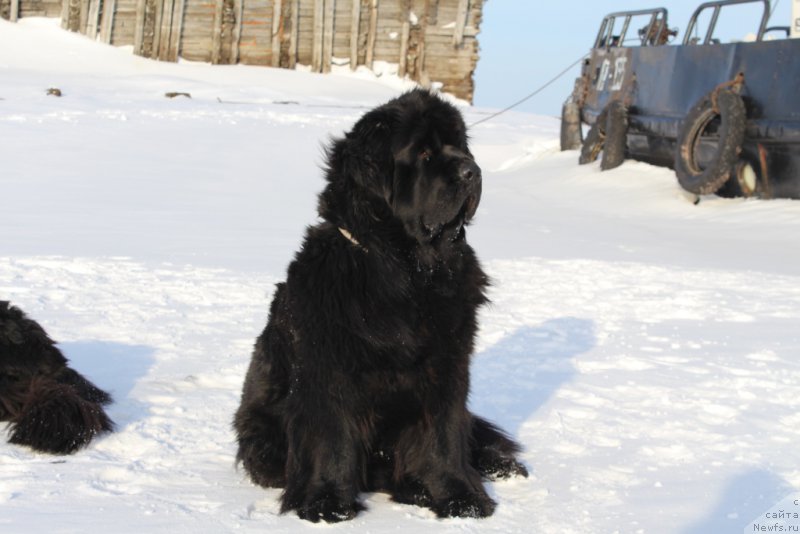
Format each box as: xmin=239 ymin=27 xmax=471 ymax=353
xmin=364 ymin=280 xmax=474 ymax=381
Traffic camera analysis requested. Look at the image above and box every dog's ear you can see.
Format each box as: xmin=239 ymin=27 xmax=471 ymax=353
xmin=339 ymin=108 xmax=397 ymax=204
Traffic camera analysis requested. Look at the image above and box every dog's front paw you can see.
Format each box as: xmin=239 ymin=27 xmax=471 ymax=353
xmin=296 ymin=492 xmax=362 ymax=523
xmin=389 ymin=477 xmax=433 ymax=507
xmin=432 ymin=491 xmax=496 ymax=519
xmin=477 ymin=454 xmax=529 ymax=480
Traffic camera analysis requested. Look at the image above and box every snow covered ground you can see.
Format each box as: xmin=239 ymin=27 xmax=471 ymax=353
xmin=2 ymin=18 xmax=800 ymax=534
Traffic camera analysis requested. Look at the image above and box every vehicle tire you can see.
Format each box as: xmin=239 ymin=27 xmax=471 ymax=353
xmin=600 ymin=100 xmax=628 ymax=170
xmin=560 ymin=101 xmax=583 ymax=151
xmin=674 ymin=89 xmax=746 ymax=195
xmin=578 ymin=106 xmax=609 ymax=165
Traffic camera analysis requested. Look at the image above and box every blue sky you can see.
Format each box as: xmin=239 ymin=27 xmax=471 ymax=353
xmin=473 ymin=0 xmax=793 ymax=117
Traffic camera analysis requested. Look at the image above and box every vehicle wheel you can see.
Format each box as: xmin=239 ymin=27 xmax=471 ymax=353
xmin=560 ymin=101 xmax=583 ymax=151
xmin=674 ymin=89 xmax=746 ymax=195
xmin=578 ymin=106 xmax=609 ymax=165
xmin=600 ymin=100 xmax=628 ymax=170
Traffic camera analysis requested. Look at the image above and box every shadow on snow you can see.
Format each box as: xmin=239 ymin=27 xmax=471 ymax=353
xmin=60 ymin=340 xmax=155 ymax=429
xmin=470 ymin=317 xmax=596 ymax=439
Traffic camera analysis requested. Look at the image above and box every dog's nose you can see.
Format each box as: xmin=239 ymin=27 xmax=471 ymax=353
xmin=459 ymin=160 xmax=481 ymax=182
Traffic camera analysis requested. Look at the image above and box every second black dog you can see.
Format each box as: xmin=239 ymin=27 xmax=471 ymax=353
xmin=0 ymin=301 xmax=114 ymax=454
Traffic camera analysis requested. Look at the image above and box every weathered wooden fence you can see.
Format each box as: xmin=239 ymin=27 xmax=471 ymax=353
xmin=1 ymin=0 xmax=62 ymax=20
xmin=2 ymin=0 xmax=484 ymax=101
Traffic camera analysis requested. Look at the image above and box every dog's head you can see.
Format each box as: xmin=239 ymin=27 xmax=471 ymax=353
xmin=321 ymin=89 xmax=481 ymax=246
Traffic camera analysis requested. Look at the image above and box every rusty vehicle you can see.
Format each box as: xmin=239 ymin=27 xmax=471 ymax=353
xmin=561 ymin=0 xmax=800 ymax=199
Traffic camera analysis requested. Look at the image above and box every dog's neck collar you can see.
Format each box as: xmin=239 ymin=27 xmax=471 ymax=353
xmin=338 ymin=227 xmax=367 ymax=252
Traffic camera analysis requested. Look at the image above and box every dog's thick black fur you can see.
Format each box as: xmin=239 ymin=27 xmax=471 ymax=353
xmin=234 ymin=89 xmax=527 ymax=523
xmin=0 ymin=301 xmax=114 ymax=454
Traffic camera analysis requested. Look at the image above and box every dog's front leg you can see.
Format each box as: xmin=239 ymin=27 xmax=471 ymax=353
xmin=394 ymin=401 xmax=497 ymax=519
xmin=279 ymin=386 xmax=366 ymax=523
xmin=426 ymin=409 xmax=497 ymax=518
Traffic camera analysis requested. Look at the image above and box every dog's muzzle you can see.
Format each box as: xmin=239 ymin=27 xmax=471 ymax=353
xmin=458 ymin=159 xmax=481 ymax=184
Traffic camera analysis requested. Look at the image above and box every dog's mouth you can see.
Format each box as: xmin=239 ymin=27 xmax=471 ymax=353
xmin=423 ymin=190 xmax=481 ymax=242
xmin=462 ymin=192 xmax=479 ymax=222
xmin=452 ymin=193 xmax=479 ymax=231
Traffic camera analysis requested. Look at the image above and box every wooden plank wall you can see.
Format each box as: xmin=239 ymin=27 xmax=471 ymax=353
xmin=8 ymin=0 xmax=483 ymax=101
xmin=0 ymin=0 xmax=61 ymax=19
xmin=0 ymin=0 xmax=17 ymax=21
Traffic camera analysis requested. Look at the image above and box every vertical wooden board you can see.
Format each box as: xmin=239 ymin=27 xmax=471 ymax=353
xmin=133 ymin=0 xmax=147 ymax=54
xmin=398 ymin=19 xmax=409 ymax=76
xmin=288 ymin=0 xmax=299 ymax=67
xmin=452 ymin=0 xmax=467 ymax=45
xmin=231 ymin=0 xmax=242 ymax=64
xmin=365 ymin=0 xmax=377 ymax=68
xmin=60 ymin=0 xmax=70 ymax=29
xmin=276 ymin=0 xmax=290 ymax=66
xmin=100 ymin=0 xmax=117 ymax=43
xmin=329 ymin=0 xmax=351 ymax=61
xmin=151 ymin=0 xmax=166 ymax=59
xmin=463 ymin=0 xmax=482 ymax=101
xmin=211 ymin=0 xmax=224 ymax=63
xmin=295 ymin=0 xmax=314 ymax=66
xmin=219 ymin=0 xmax=237 ymax=65
xmin=170 ymin=0 xmax=186 ymax=61
xmin=10 ymin=0 xmax=19 ymax=22
xmin=78 ymin=0 xmax=90 ymax=34
xmin=157 ymin=0 xmax=173 ymax=59
xmin=426 ymin=0 xmax=437 ymax=25
xmin=234 ymin=0 xmax=252 ymax=63
xmin=349 ymin=0 xmax=360 ymax=69
xmin=322 ymin=0 xmax=333 ymax=73
xmin=158 ymin=0 xmax=169 ymax=57
xmin=311 ymin=0 xmax=323 ymax=71
xmin=86 ymin=0 xmax=101 ymax=38
xmin=271 ymin=0 xmax=283 ymax=66
xmin=416 ymin=0 xmax=431 ymax=85
xmin=357 ymin=0 xmax=371 ymax=65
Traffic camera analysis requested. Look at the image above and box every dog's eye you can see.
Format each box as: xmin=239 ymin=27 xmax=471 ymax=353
xmin=419 ymin=149 xmax=431 ymax=162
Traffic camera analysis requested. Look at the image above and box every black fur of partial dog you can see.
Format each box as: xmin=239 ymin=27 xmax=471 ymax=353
xmin=234 ymin=90 xmax=527 ymax=523
xmin=0 ymin=301 xmax=114 ymax=454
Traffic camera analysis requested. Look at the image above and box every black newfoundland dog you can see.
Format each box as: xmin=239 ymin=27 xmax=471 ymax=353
xmin=234 ymin=89 xmax=527 ymax=523
xmin=0 ymin=301 xmax=114 ymax=454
